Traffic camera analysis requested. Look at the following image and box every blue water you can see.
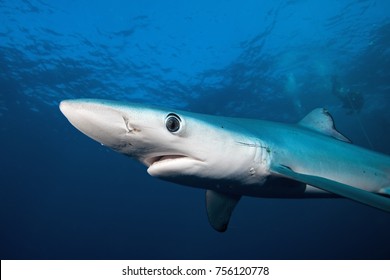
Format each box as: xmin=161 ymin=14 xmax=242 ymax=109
xmin=1 ymin=0 xmax=390 ymax=259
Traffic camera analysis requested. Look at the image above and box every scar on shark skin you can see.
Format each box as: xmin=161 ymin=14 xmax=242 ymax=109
xmin=123 ymin=116 xmax=141 ymax=133
xmin=236 ymin=141 xmax=271 ymax=153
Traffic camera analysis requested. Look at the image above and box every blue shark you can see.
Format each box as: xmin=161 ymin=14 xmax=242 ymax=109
xmin=60 ymin=99 xmax=390 ymax=232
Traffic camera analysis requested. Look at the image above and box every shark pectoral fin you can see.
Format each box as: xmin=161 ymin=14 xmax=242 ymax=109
xmin=206 ymin=190 xmax=241 ymax=232
xmin=272 ymin=164 xmax=390 ymax=212
xmin=379 ymin=187 xmax=390 ymax=197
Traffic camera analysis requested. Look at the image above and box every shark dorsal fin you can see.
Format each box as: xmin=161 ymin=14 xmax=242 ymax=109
xmin=206 ymin=190 xmax=241 ymax=232
xmin=298 ymin=108 xmax=351 ymax=143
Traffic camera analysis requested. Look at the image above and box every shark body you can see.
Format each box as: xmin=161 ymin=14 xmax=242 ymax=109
xmin=60 ymin=99 xmax=390 ymax=231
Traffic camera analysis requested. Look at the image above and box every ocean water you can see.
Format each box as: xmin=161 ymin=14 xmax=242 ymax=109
xmin=1 ymin=0 xmax=390 ymax=259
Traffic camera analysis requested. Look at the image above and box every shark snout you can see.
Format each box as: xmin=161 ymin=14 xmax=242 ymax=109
xmin=59 ymin=100 xmax=74 ymax=119
xmin=60 ymin=99 xmax=129 ymax=147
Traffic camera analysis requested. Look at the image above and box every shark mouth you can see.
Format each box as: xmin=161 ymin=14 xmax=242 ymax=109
xmin=145 ymin=154 xmax=204 ymax=176
xmin=145 ymin=155 xmax=189 ymax=167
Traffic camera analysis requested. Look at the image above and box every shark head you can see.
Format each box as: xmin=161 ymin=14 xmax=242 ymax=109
xmin=60 ymin=99 xmax=269 ymax=189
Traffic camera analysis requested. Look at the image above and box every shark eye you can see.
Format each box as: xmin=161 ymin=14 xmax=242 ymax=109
xmin=165 ymin=113 xmax=181 ymax=133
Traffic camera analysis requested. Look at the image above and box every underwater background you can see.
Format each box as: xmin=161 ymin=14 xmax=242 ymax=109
xmin=1 ymin=0 xmax=390 ymax=259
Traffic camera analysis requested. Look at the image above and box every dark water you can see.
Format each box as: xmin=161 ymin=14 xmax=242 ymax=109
xmin=1 ymin=0 xmax=390 ymax=259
